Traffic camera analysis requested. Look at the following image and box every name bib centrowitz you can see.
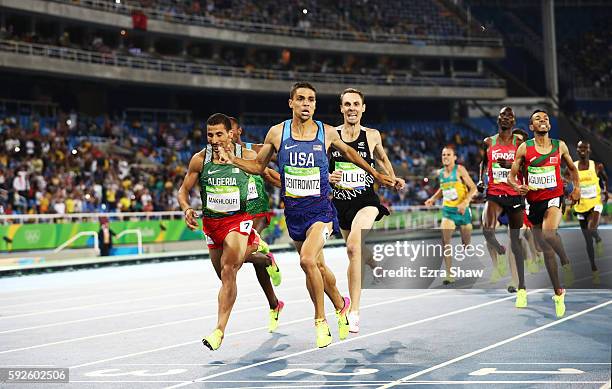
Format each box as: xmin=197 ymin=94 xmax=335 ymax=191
xmin=527 ymin=166 xmax=557 ymax=189
xmin=285 ymin=166 xmax=320 ymax=197
xmin=206 ymin=186 xmax=240 ymax=213
xmin=335 ymin=162 xmax=366 ymax=190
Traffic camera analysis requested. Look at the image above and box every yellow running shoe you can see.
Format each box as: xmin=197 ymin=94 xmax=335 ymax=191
xmin=526 ymin=258 xmax=539 ymax=274
xmin=490 ymin=267 xmax=503 ymax=284
xmin=202 ymin=328 xmax=223 ymax=351
xmin=562 ymin=264 xmax=574 ymax=288
xmin=592 ymin=270 xmax=601 ymax=285
xmin=443 ymin=276 xmax=455 ymax=285
xmin=515 ymin=288 xmax=527 ymax=308
xmin=265 ymin=253 xmax=282 ymax=287
xmin=497 ymin=252 xmax=508 ymax=277
xmin=315 ymin=319 xmax=332 ymax=348
xmin=552 ymin=290 xmax=566 ymax=318
xmin=268 ymin=300 xmax=284 ymax=333
xmin=595 ymin=239 xmax=604 ymax=258
xmin=336 ymin=296 xmax=351 ymax=340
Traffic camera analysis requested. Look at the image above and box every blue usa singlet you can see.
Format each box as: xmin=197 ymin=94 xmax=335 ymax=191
xmin=277 ymin=119 xmax=337 ymax=241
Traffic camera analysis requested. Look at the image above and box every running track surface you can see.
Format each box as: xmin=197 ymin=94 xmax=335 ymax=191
xmin=1 ymin=235 xmax=611 ymax=389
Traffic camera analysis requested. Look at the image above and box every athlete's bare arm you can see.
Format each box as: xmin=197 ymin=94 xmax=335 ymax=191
xmin=250 ymin=143 xmax=278 ymax=162
xmin=262 ymin=168 xmax=281 ymax=188
xmin=239 ymin=143 xmax=281 ymax=187
xmin=325 ymin=124 xmax=394 ymax=187
xmin=425 ymin=188 xmax=442 ymax=207
xmin=508 ymin=142 xmax=528 ymax=195
xmin=178 ymin=151 xmax=205 ymax=230
xmin=457 ymin=165 xmax=477 ymax=214
xmin=596 ymin=162 xmax=609 ymax=203
xmin=477 ymin=137 xmax=491 ymax=193
xmin=219 ymin=124 xmax=281 ymax=174
xmin=560 ymin=141 xmax=580 ymax=203
xmin=370 ymin=129 xmax=406 ymax=190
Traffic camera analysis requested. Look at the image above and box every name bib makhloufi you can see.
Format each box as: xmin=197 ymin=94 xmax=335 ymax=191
xmin=492 ymin=162 xmax=510 ymax=184
xmin=527 ymin=165 xmax=557 ymax=189
xmin=441 ymin=182 xmax=459 ymax=201
xmin=206 ymin=186 xmax=240 ymax=213
xmin=284 ymin=166 xmax=320 ymax=197
xmin=335 ymin=161 xmax=366 ymax=190
xmin=247 ymin=177 xmax=258 ymax=200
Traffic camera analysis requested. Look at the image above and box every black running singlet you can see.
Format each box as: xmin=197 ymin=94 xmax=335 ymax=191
xmin=329 ymin=127 xmax=377 ymax=202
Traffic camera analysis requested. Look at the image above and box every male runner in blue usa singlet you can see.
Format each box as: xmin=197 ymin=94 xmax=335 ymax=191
xmin=218 ymin=82 xmax=394 ymax=348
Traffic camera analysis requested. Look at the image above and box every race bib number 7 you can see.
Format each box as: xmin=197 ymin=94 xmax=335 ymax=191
xmin=239 ymin=220 xmax=253 ymax=234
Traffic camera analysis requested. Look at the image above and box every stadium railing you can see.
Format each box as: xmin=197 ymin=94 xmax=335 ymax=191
xmin=51 ymin=0 xmax=503 ymax=47
xmin=0 ymin=40 xmax=506 ymax=89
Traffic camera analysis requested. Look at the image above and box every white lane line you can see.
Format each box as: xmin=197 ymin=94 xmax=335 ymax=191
xmin=0 ymin=364 xmax=56 ymax=367
xmin=0 ymin=279 xmax=206 ymax=310
xmin=0 ymin=285 xmax=306 ymax=335
xmin=69 ymin=290 xmax=444 ymax=370
xmin=0 ymin=297 xmax=313 ymax=355
xmin=66 ymin=381 xmax=610 ymax=386
xmin=287 ymin=363 xmax=414 ymax=366
xmin=115 ymin=363 xmax=227 ymax=366
xmin=0 ymin=275 xmax=307 ymax=320
xmin=378 ymin=299 xmax=612 ymax=388
xmin=162 ymin=290 xmax=542 ymax=389
xmin=479 ymin=362 xmax=611 ymax=365
xmin=0 ymin=289 xmax=200 ymax=320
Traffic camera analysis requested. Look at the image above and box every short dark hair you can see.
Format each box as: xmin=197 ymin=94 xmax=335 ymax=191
xmin=443 ymin=144 xmax=456 ymax=155
xmin=206 ymin=113 xmax=231 ymax=131
xmin=290 ymin=82 xmax=316 ymax=99
xmin=577 ymin=140 xmax=590 ymax=147
xmin=227 ymin=116 xmax=239 ymax=127
xmin=340 ymin=88 xmax=365 ymax=104
xmin=529 ymin=109 xmax=548 ymax=124
xmin=512 ymin=128 xmax=529 ymax=140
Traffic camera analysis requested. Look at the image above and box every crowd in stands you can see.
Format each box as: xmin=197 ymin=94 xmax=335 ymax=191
xmin=0 ymin=114 xmax=198 ymax=216
xmin=572 ymin=111 xmax=612 ymax=142
xmin=0 ymin=111 xmax=484 ymax=215
xmin=120 ymin=0 xmax=477 ymax=39
xmin=0 ymin=25 xmax=468 ymax=84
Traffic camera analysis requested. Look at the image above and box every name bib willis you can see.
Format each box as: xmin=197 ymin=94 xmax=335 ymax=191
xmin=527 ymin=166 xmax=557 ymax=189
xmin=285 ymin=166 xmax=320 ymax=197
xmin=335 ymin=162 xmax=366 ymax=190
xmin=206 ymin=186 xmax=240 ymax=213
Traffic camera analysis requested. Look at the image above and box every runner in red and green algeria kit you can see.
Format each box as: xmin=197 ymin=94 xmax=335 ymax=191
xmin=508 ymin=109 xmax=580 ymax=318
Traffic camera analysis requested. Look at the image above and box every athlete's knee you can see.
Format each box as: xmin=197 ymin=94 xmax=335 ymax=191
xmin=542 ymin=230 xmax=558 ymax=244
xmin=300 ymin=254 xmax=317 ymax=272
xmin=482 ymin=227 xmax=497 ymax=241
xmin=220 ymin=262 xmax=239 ymax=283
xmin=510 ymin=236 xmax=523 ymax=256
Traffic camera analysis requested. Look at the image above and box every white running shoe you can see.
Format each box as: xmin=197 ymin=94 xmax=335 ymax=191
xmin=348 ymin=311 xmax=360 ymax=333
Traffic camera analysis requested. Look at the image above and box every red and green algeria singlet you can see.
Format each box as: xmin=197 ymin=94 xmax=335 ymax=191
xmin=524 ymin=138 xmax=564 ymax=202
